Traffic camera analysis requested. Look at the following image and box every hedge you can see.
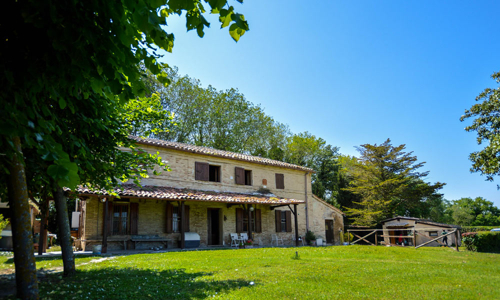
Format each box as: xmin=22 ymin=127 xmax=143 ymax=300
xmin=462 ymin=232 xmax=500 ymax=253
xmin=461 ymin=226 xmax=499 ymax=233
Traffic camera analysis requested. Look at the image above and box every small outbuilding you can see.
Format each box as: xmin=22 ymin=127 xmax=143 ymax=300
xmin=380 ymin=216 xmax=461 ymax=247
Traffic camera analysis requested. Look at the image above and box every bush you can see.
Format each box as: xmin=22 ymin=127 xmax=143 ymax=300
xmin=305 ymin=231 xmax=316 ymax=244
xmin=0 ymin=214 xmax=8 ymax=240
xmin=476 ymin=232 xmax=500 ymax=253
xmin=461 ymin=226 xmax=498 ymax=233
xmin=462 ymin=232 xmax=479 ymax=251
xmin=344 ymin=232 xmax=354 ymax=243
xmin=462 ymin=232 xmax=500 ymax=253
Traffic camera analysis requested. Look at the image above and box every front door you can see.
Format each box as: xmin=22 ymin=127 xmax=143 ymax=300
xmin=207 ymin=209 xmax=221 ymax=245
xmin=325 ymin=220 xmax=334 ymax=244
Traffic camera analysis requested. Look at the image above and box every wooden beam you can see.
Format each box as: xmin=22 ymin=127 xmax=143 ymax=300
xmin=180 ymin=201 xmax=185 ymax=249
xmin=102 ymin=199 xmax=108 ymax=254
xmin=351 ymin=230 xmax=376 ymax=245
xmin=269 ymin=204 xmax=289 ymax=210
xmin=415 ymin=229 xmax=457 ymax=249
xmin=247 ymin=204 xmax=253 ymax=240
xmin=455 ymin=230 xmax=459 ymax=252
xmin=294 ymin=204 xmax=299 ymax=247
xmin=415 ymin=231 xmax=445 ymax=246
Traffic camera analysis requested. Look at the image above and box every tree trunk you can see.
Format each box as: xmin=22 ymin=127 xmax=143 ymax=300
xmin=53 ymin=186 xmax=75 ymax=277
xmin=38 ymin=199 xmax=49 ymax=255
xmin=7 ymin=136 xmax=39 ymax=299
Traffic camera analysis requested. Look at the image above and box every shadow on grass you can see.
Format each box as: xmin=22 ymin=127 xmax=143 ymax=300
xmin=39 ymin=267 xmax=255 ymax=299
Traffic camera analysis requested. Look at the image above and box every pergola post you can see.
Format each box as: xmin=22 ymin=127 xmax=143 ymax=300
xmin=180 ymin=201 xmax=185 ymax=249
xmin=102 ymin=198 xmax=108 ymax=254
xmin=247 ymin=204 xmax=253 ymax=240
xmin=294 ymin=204 xmax=299 ymax=247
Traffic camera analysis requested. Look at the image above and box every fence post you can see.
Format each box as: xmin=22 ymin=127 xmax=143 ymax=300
xmin=455 ymin=230 xmax=459 ymax=252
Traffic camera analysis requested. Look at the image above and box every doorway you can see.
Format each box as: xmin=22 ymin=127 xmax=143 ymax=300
xmin=207 ymin=208 xmax=222 ymax=245
xmin=325 ymin=220 xmax=334 ymax=244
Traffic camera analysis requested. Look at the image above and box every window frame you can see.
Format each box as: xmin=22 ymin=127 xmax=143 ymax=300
xmin=275 ymin=173 xmax=285 ymax=189
xmin=112 ymin=203 xmax=129 ymax=235
xmin=429 ymin=231 xmax=438 ymax=237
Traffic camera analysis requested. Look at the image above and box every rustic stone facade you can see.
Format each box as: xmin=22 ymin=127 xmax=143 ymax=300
xmin=80 ymin=142 xmax=344 ymax=250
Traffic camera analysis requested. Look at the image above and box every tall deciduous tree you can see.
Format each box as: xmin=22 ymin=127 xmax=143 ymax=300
xmin=1 ymin=1 xmax=248 ymax=298
xmin=461 ymin=71 xmax=500 ymax=183
xmin=344 ymin=139 xmax=445 ymax=226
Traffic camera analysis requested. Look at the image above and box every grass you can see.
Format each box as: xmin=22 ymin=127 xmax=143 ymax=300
xmin=1 ymin=246 xmax=499 ymax=299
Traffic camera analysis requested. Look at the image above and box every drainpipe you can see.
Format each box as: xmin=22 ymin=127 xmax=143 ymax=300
xmin=304 ymin=172 xmax=310 ymax=232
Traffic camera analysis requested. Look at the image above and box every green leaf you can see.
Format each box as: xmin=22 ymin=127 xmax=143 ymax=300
xmin=229 ymin=23 xmax=246 ymax=42
xmin=59 ymin=98 xmax=67 ymax=109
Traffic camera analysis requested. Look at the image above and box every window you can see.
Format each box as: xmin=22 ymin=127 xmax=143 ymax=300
xmin=245 ymin=170 xmax=252 ymax=185
xmin=165 ymin=203 xmax=190 ymax=233
xmin=429 ymin=231 xmax=438 ymax=237
xmin=280 ymin=211 xmax=287 ymax=232
xmin=275 ymin=210 xmax=291 ymax=232
xmin=195 ymin=162 xmax=221 ymax=182
xmin=209 ymin=165 xmax=220 ymax=182
xmin=243 ymin=212 xmax=256 ymax=232
xmin=112 ymin=204 xmax=128 ymax=235
xmin=275 ymin=173 xmax=284 ymax=189
xmin=172 ymin=206 xmax=180 ymax=233
xmin=235 ymin=208 xmax=262 ymax=233
xmin=235 ymin=167 xmax=252 ymax=185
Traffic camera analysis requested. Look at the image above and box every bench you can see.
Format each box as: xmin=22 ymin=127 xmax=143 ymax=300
xmin=82 ymin=238 xmax=128 ymax=251
xmin=130 ymin=235 xmax=172 ymax=249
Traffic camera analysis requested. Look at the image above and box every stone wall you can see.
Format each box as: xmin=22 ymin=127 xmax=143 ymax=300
xmin=83 ymin=194 xmax=344 ymax=250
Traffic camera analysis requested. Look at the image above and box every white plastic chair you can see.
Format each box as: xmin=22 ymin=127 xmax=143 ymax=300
xmin=271 ymin=234 xmax=284 ymax=247
xmin=230 ymin=233 xmax=240 ymax=247
xmin=239 ymin=232 xmax=249 ymax=242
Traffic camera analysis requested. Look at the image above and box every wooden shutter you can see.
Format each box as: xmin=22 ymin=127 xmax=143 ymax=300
xmin=165 ymin=202 xmax=173 ymax=233
xmin=275 ymin=210 xmax=281 ymax=232
xmin=130 ymin=202 xmax=139 ymax=235
xmin=184 ymin=205 xmax=190 ymax=232
xmin=276 ymin=173 xmax=284 ymax=189
xmin=286 ymin=211 xmax=292 ymax=232
xmin=255 ymin=209 xmax=262 ymax=233
xmin=195 ymin=162 xmax=209 ymax=181
xmin=103 ymin=201 xmax=113 ymax=236
xmin=236 ymin=208 xmax=244 ymax=233
xmin=235 ymin=167 xmax=245 ymax=185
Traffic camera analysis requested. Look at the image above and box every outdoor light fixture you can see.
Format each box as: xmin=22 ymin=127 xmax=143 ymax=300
xmin=249 ymin=206 xmax=254 ymax=212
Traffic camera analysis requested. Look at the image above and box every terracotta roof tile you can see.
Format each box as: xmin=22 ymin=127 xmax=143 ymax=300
xmin=70 ymin=184 xmax=305 ymax=205
xmin=130 ymin=136 xmax=314 ymax=173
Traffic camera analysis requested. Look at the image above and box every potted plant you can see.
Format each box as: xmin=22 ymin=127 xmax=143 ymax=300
xmin=305 ymin=230 xmax=316 ymax=246
xmin=343 ymin=232 xmax=353 ymax=245
xmin=244 ymin=239 xmax=253 ymax=248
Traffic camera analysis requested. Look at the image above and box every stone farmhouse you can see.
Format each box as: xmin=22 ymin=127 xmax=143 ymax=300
xmin=71 ymin=136 xmax=344 ymax=252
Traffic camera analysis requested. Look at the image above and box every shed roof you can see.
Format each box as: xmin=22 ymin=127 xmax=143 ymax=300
xmin=70 ymin=184 xmax=305 ymax=205
xmin=130 ymin=136 xmax=315 ymax=173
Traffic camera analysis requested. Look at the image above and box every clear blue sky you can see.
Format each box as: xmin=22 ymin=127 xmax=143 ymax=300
xmin=159 ymin=1 xmax=500 ymax=207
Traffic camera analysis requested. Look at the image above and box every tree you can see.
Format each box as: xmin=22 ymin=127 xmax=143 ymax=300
xmin=151 ymin=69 xmax=291 ymax=155
xmin=461 ymin=71 xmax=500 ymax=184
xmin=448 ymin=197 xmax=500 ymax=226
xmin=0 ymin=214 xmax=8 ymax=239
xmin=1 ymin=1 xmax=248 ymax=298
xmin=344 ymin=139 xmax=445 ymax=226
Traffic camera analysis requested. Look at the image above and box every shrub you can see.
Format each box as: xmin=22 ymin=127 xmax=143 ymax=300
xmin=461 ymin=232 xmax=478 ymax=251
xmin=344 ymin=232 xmax=354 ymax=243
xmin=462 ymin=232 xmax=500 ymax=253
xmin=305 ymin=231 xmax=316 ymax=244
xmin=461 ymin=226 xmax=498 ymax=233
xmin=476 ymin=232 xmax=500 ymax=253
xmin=0 ymin=214 xmax=8 ymax=240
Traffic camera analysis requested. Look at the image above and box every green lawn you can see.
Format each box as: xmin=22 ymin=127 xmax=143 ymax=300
xmin=1 ymin=246 xmax=499 ymax=299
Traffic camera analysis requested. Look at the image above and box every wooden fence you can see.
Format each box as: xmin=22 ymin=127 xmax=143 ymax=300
xmin=346 ymin=228 xmax=460 ymax=251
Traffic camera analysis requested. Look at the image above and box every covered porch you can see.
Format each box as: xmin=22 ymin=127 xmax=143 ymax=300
xmin=71 ymin=184 xmax=305 ymax=253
